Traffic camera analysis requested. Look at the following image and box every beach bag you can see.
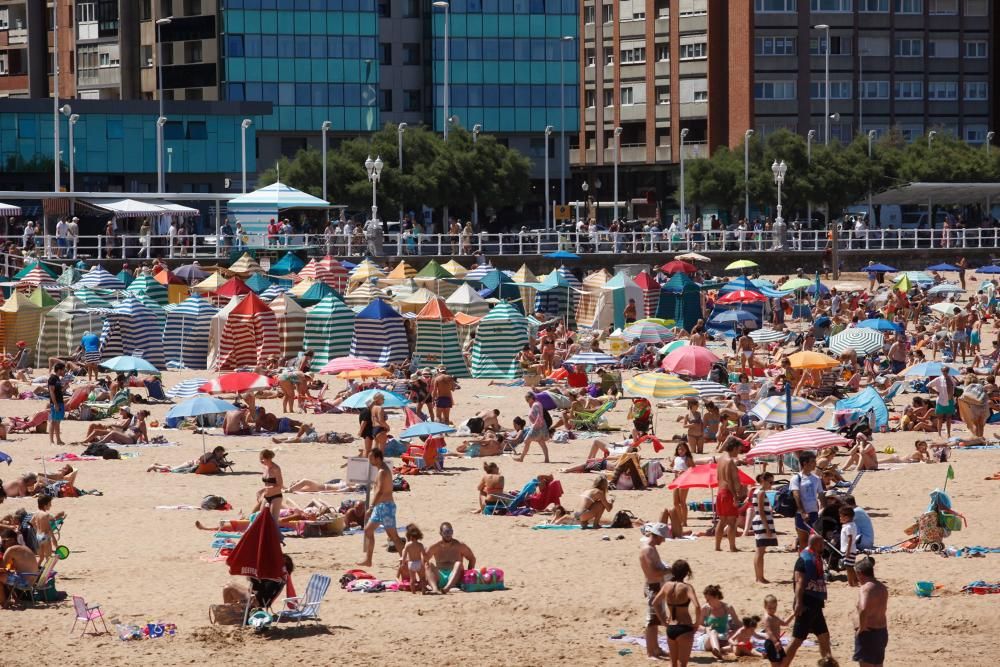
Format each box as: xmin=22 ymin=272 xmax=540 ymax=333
xmin=82 ymin=443 xmax=120 ymax=459
xmin=772 ymin=478 xmax=798 ymax=518
xmin=393 ymin=475 xmax=410 ymax=492
xmin=610 ymin=510 xmax=636 ymax=529
xmin=200 ymin=495 xmax=228 ymax=511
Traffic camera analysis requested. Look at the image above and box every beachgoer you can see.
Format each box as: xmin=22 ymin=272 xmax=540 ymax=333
xmin=639 ymin=523 xmax=673 ymax=660
xmin=47 ymin=362 xmax=67 ymax=447
xmin=257 ymin=449 xmax=283 ymax=522
xmin=30 ymin=495 xmax=59 ymax=565
xmin=425 ymin=522 xmax=476 ymax=594
xmin=790 ymin=451 xmax=823 ymax=551
xmin=762 ymin=595 xmax=792 ymax=667
xmin=753 ymin=472 xmax=778 ymax=583
xmin=357 ymin=448 xmax=404 ymax=566
xmin=147 ymin=447 xmax=230 ymax=474
xmin=927 ymin=364 xmax=956 ymax=437
xmin=853 ymin=557 xmax=889 ymax=667
xmin=1 ymin=529 xmax=38 ymax=608
xmin=679 ymin=399 xmax=705 ymax=454
xmin=223 ymin=408 xmax=252 ymax=436
xmin=431 ymin=369 xmax=456 ymax=424
xmin=399 ymin=524 xmax=428 ymax=594
xmin=671 ymin=441 xmax=695 ymax=527
xmin=781 ymin=533 xmax=834 ymax=666
xmin=515 ymin=392 xmax=550 ymax=463
xmin=370 ymin=393 xmax=390 ymax=449
xmin=476 ymin=462 xmax=505 ymax=511
xmin=574 ymin=476 xmax=614 ymax=528
xmin=701 ymin=584 xmax=739 ymax=659
xmin=840 ymin=506 xmax=859 ymax=587
xmin=715 ymin=438 xmax=744 ymax=553
xmin=651 ymin=559 xmax=702 ymax=667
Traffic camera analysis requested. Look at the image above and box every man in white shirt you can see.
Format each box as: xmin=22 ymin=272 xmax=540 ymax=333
xmin=55 ymin=218 xmax=68 ymax=258
xmin=927 ymin=365 xmax=956 ymax=437
xmin=22 ymin=220 xmax=35 ymax=250
xmin=168 ymin=221 xmax=178 ymax=258
xmin=67 ymin=217 xmax=79 ymax=258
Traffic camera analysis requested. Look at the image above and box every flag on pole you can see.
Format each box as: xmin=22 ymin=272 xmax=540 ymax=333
xmin=946 ymin=465 xmax=955 ymax=480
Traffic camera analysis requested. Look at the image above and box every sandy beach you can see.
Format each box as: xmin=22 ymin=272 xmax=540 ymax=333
xmin=1 ymin=276 xmax=999 ymax=666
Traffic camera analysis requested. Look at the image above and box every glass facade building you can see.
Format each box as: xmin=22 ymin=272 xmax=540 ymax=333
xmin=222 ymin=0 xmax=380 ymax=133
xmin=431 ymin=0 xmax=579 ymax=135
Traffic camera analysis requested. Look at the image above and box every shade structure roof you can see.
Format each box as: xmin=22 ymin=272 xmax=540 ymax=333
xmin=81 ymin=197 xmax=198 ymax=218
xmin=870 ymin=182 xmax=1000 ymax=206
xmin=225 ymin=181 xmax=330 ymax=209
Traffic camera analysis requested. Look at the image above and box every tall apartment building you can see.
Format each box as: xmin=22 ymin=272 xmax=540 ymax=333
xmin=0 ymin=0 xmax=74 ymax=98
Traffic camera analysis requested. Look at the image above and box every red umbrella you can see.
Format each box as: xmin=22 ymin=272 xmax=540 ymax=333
xmin=744 ymin=428 xmax=851 ymax=460
xmin=660 ymin=346 xmax=720 ymax=378
xmin=667 ymin=463 xmax=756 ymax=490
xmin=317 ymin=356 xmax=383 ymax=375
xmin=716 ymin=290 xmax=768 ymax=305
xmin=661 ymin=260 xmax=697 ymax=275
xmin=200 ymin=372 xmax=276 ymax=394
xmin=226 ymin=508 xmax=285 ymax=580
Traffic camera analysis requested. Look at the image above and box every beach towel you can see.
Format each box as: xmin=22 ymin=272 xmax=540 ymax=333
xmin=610 ymin=633 xmax=809 ymax=654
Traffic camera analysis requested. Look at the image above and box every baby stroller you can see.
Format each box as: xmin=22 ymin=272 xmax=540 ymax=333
xmin=814 ymin=509 xmax=846 ymax=579
xmin=905 ymin=489 xmax=965 ymax=552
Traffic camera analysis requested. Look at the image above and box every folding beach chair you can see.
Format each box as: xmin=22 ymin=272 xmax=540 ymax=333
xmin=483 ymin=478 xmax=539 ymax=515
xmin=5 ymin=556 xmax=58 ymax=607
xmin=881 ymin=380 xmax=904 ymax=408
xmin=9 ymin=409 xmax=48 ymax=434
xmin=70 ymin=595 xmax=110 ymax=636
xmin=276 ymin=574 xmax=331 ymax=625
xmin=143 ymin=378 xmax=171 ymax=403
xmin=571 ymin=399 xmax=617 ymax=432
xmin=85 ymin=389 xmax=131 ymax=420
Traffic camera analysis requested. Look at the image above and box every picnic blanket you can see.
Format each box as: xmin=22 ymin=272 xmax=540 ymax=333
xmin=610 ymin=633 xmax=809 ymax=654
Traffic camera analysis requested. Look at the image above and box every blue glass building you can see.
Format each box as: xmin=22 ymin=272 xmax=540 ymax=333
xmin=430 ymin=0 xmax=579 ymax=135
xmin=221 ymin=0 xmax=380 ymax=134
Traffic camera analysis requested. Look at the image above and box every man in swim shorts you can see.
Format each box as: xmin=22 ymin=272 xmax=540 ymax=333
xmin=425 ymin=522 xmax=476 ymax=594
xmin=853 ymin=557 xmax=889 ymax=667
xmin=431 ymin=369 xmax=457 ymax=424
xmin=639 ymin=522 xmax=672 ymax=659
xmin=356 ymin=448 xmax=404 ymax=566
xmin=714 ymin=438 xmax=744 ymax=553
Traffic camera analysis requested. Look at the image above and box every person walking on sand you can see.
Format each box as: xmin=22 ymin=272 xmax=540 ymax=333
xmin=853 ymin=557 xmax=888 ymax=667
xmin=431 ymin=368 xmax=456 ymax=424
xmin=714 ymin=438 xmax=744 ymax=553
xmin=781 ymin=533 xmax=834 ymax=666
xmin=515 ymin=392 xmax=550 ymax=463
xmin=638 ymin=523 xmax=673 ymax=660
xmin=47 ymin=362 xmax=67 ymax=447
xmin=357 ymin=448 xmax=404 ymax=566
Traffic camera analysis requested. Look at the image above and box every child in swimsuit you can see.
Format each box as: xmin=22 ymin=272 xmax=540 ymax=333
xmin=761 ymin=594 xmax=791 ymax=667
xmin=729 ymin=616 xmax=762 ymax=657
xmin=678 ymin=400 xmax=705 ymax=454
xmin=399 ymin=524 xmax=427 ymax=594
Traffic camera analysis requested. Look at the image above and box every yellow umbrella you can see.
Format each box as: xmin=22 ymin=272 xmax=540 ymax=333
xmin=725 ymin=259 xmax=758 ymax=271
xmin=633 ymin=317 xmax=676 ymax=328
xmin=338 ymin=368 xmax=392 ymax=379
xmin=623 ymin=372 xmax=696 ymax=399
xmin=787 ymin=351 xmax=839 ymax=369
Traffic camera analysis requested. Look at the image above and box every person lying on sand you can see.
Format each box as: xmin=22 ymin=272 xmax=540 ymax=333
xmin=559 ymin=439 xmax=613 ymax=473
xmin=194 ymin=500 xmax=338 ymax=532
xmin=90 ymin=410 xmax=148 ymax=445
xmin=271 ymin=423 xmax=348 ymax=444
xmin=284 ymin=479 xmax=364 ymax=493
xmin=223 ymin=408 xmax=252 ymax=436
xmin=148 ymin=446 xmax=231 ymax=473
xmin=2 ymin=474 xmax=37 ymax=498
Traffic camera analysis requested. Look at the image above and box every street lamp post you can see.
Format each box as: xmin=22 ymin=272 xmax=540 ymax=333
xmin=157 ymin=116 xmax=168 ymax=193
xmin=156 ymin=17 xmax=173 ymax=192
xmin=433 ymin=1 xmax=450 ymax=139
xmin=815 ymin=24 xmax=831 ymax=144
xmin=559 ymin=35 xmax=573 ymax=207
xmin=679 ymin=128 xmax=689 ymax=228
xmin=771 ymin=160 xmax=787 ymax=249
xmin=240 ymin=119 xmax=252 ymax=193
xmin=472 ymin=123 xmax=481 ymax=228
xmin=53 ymin=1 xmax=60 ymax=192
xmin=744 ymin=129 xmax=754 ymax=222
xmin=365 ymin=155 xmax=384 ymax=224
xmin=60 ymin=105 xmax=77 ymax=192
xmin=867 ymin=129 xmax=876 ymax=223
xmin=988 ymin=131 xmax=996 ymax=218
xmin=544 ymin=125 xmax=553 ymax=230
xmin=397 ymin=122 xmax=407 ymax=224
xmin=807 ymin=129 xmax=816 ymax=228
xmin=613 ymin=126 xmax=622 ymax=222
xmin=321 ymin=120 xmax=331 ymax=202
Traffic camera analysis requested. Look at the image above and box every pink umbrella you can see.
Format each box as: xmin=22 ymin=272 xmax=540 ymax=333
xmin=199 ymin=372 xmax=276 ymax=394
xmin=744 ymin=428 xmax=851 ymax=460
xmin=660 ymin=345 xmax=720 ymax=378
xmin=667 ymin=463 xmax=756 ymax=490
xmin=317 ymin=356 xmax=383 ymax=375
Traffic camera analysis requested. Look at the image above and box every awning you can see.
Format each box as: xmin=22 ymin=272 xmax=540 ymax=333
xmin=0 ymin=202 xmax=22 ymax=216
xmin=82 ymin=198 xmax=168 ymax=218
xmin=226 ymin=181 xmax=331 ymax=210
xmin=140 ymin=201 xmax=201 ymax=217
xmin=870 ymin=183 xmax=1000 ymax=206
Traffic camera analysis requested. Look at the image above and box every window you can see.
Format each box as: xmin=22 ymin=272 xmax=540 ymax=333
xmin=900 ymin=124 xmax=923 ymax=141
xmin=183 ymin=0 xmax=201 ymax=15
xmin=680 ymin=78 xmax=709 ymax=103
xmin=584 ymin=5 xmax=595 ymax=22
xmin=163 ymin=120 xmax=184 ymax=141
xmin=964 ymin=40 xmax=987 ymax=58
xmin=141 ymin=45 xmax=153 ymax=67
xmin=894 ymin=0 xmax=921 ymax=13
xmin=859 ymin=36 xmax=890 ymax=57
xmin=810 ymin=0 xmax=852 ymax=10
xmin=755 ymin=80 xmax=796 ymax=100
xmin=965 ymin=0 xmax=988 ymax=16
xmin=859 ymin=0 xmax=888 ymax=10
xmin=185 ymin=88 xmax=202 ymax=100
xmin=964 ymin=81 xmax=988 ymax=100
xmin=928 ymin=0 xmax=957 ymax=12
xmin=965 ymin=124 xmax=988 ymax=144
xmin=755 ymin=37 xmax=796 ymax=56
xmin=185 ymin=120 xmax=207 ymax=140
xmin=403 ymin=0 xmax=420 ymax=16
xmin=402 ymin=43 xmax=420 ymax=65
xmin=927 ymin=81 xmax=958 ymax=100
xmin=404 ymin=89 xmax=421 ymax=112
xmin=656 ymin=85 xmax=669 ymax=104
xmin=604 ymin=89 xmax=614 ymax=107
xmin=810 ymin=81 xmax=851 ymax=99
xmin=183 ymin=41 xmax=202 ymax=64
xmin=602 ymin=4 xmax=613 ymax=22
xmin=928 ymin=39 xmax=958 ymax=58
xmin=139 ymin=0 xmax=152 ymax=21
xmin=620 ymin=87 xmax=634 ymax=105
xmin=621 ymin=43 xmax=646 ymax=64
xmin=656 ymin=45 xmax=669 ymax=61
xmin=17 ymin=118 xmax=36 ymax=139
xmin=895 ymin=38 xmax=923 ymax=57
xmin=379 ymin=43 xmax=391 ymax=66
xmin=99 ymin=52 xmax=110 ymax=67
xmin=754 ymin=0 xmax=796 ymax=10
xmin=77 ymin=2 xmax=96 ymax=22
xmin=585 ymin=89 xmax=596 ymax=107
xmin=585 ymin=48 xmax=595 ymax=66
xmin=378 ymin=0 xmax=390 ymax=16
xmin=693 ymin=90 xmax=708 ymax=101
xmin=859 ymin=80 xmax=889 ymax=99
xmin=679 ymin=42 xmax=706 ymax=60
xmin=810 ymin=36 xmax=851 ymax=55
xmin=604 ymin=46 xmax=613 ymax=66
xmin=894 ymin=80 xmax=924 ymax=99
xmin=379 ymin=89 xmax=392 ymax=112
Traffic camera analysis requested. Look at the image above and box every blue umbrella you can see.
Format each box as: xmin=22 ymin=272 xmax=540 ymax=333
xmin=976 ymin=265 xmax=1000 ymax=275
xmin=904 ymin=361 xmax=961 ymax=378
xmin=544 ymin=250 xmax=580 ymax=261
xmin=0 ymin=450 xmax=11 ymax=465
xmin=863 ymin=263 xmax=897 ymax=272
xmin=340 ymin=389 xmax=409 ymax=409
xmin=400 ymin=421 xmax=456 ymax=440
xmin=857 ymin=318 xmax=902 ymax=332
xmin=100 ymin=355 xmax=160 ymax=373
xmin=166 ymin=396 xmax=239 ymax=419
xmin=709 ymin=309 xmax=758 ymax=329
xmin=926 ymin=263 xmax=961 ymax=272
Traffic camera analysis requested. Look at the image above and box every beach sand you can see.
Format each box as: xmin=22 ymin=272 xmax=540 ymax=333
xmin=1 ymin=277 xmax=998 ymax=666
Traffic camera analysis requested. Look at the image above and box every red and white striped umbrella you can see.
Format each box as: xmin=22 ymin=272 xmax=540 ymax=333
xmin=744 ymin=428 xmax=851 ymax=460
xmin=318 ymin=356 xmax=383 ymax=375
xmin=199 ymin=372 xmax=276 ymax=394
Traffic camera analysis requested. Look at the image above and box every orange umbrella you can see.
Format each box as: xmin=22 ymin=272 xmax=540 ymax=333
xmin=337 ymin=368 xmax=392 ymax=379
xmin=787 ymin=351 xmax=839 ymax=370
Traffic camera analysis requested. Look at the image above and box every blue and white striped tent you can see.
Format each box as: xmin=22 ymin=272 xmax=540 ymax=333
xmin=350 ymin=298 xmax=409 ymax=364
xmin=533 ymin=268 xmax=581 ymax=327
xmin=76 ymin=265 xmax=126 ymax=290
xmin=303 ymin=295 xmax=355 ymax=371
xmin=471 ymin=301 xmax=528 ymax=379
xmin=225 ymin=181 xmax=330 ymax=235
xmin=162 ymin=293 xmax=219 ymax=369
xmin=166 ymin=377 xmax=209 ymax=398
xmin=100 ymin=295 xmax=166 ymax=368
xmin=260 ymin=283 xmax=290 ymax=302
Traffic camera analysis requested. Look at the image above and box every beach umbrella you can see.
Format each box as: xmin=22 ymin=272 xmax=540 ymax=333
xmin=100 ymin=355 xmax=159 ymax=374
xmin=271 ymin=252 xmax=306 ymax=276
xmin=661 ymin=260 xmax=697 ymax=275
xmin=708 ymin=309 xmax=758 ymax=329
xmin=779 ymin=277 xmax=814 ymax=291
xmin=926 ymin=263 xmax=961 ymax=272
xmin=725 ymin=259 xmax=758 ymax=271
xmin=623 ymin=372 xmax=696 ymax=399
xmin=199 ymin=372 xmax=276 ymax=394
xmin=857 ymin=318 xmax=901 ymax=333
xmin=749 ymin=328 xmax=787 ymax=344
xmin=337 ymin=367 xmax=392 ymax=380
xmin=716 ymin=290 xmax=768 ymax=305
xmin=623 ymin=321 xmax=673 ymax=343
xmin=564 ymin=352 xmax=619 ymax=366
xmin=226 ymin=508 xmax=284 ymax=581
xmin=174 ymin=263 xmax=211 ymax=285
xmin=903 ymin=361 xmax=961 ymax=378
xmin=787 ymin=351 xmax=839 ymax=370
xmin=828 ymin=328 xmax=885 ymax=357
xmin=927 ymin=283 xmax=964 ymax=296
xmin=658 ymin=339 xmax=689 ymax=355
xmin=660 ymin=345 xmax=719 ymax=378
xmin=76 ymin=265 xmax=126 ymax=290
xmin=166 ymin=377 xmax=209 ymax=399
xmin=687 ymin=380 xmax=734 ymax=399
xmin=751 ymin=395 xmax=825 ymax=425
xmin=400 ymin=421 xmax=456 ymax=439
xmin=745 ymin=428 xmax=852 ymax=460
xmin=976 ymin=265 xmax=1000 ymax=274
xmin=863 ymin=263 xmax=897 ymax=272
xmin=318 ymin=356 xmax=382 ymax=374
xmin=667 ymin=463 xmax=755 ymax=490
xmin=340 ymin=388 xmax=408 ymax=409
xmin=544 ymin=250 xmax=580 ymax=261
xmin=674 ymin=252 xmax=710 ymax=263
xmin=634 ymin=317 xmax=676 ymax=327
xmin=167 ymin=395 xmax=238 ymax=419
xmin=929 ymin=302 xmax=962 ymax=317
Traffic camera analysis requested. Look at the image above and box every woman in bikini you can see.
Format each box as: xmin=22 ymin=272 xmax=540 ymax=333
xmin=651 ymin=559 xmax=702 ymax=667
xmin=476 ymin=462 xmax=505 ymax=511
xmin=257 ymin=449 xmax=284 ymax=521
xmin=370 ymin=393 xmax=390 ymax=449
xmin=574 ymin=476 xmax=614 ymax=528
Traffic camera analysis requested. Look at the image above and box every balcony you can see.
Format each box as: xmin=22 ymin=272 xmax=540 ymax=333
xmin=680 ymin=142 xmax=707 ymax=159
xmin=655 ymin=145 xmax=672 ymax=162
xmin=620 ymin=103 xmax=646 ymax=122
xmin=78 ymin=67 xmax=121 ymax=88
xmin=7 ymin=28 xmax=26 ymax=45
xmin=603 ymin=144 xmax=648 ymax=164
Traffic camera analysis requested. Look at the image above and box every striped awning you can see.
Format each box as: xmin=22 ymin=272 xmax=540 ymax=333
xmin=745 ymin=428 xmax=851 ymax=459
xmin=0 ymin=202 xmax=22 ymax=216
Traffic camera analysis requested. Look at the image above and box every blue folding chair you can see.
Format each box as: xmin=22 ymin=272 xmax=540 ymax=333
xmin=276 ymin=574 xmax=331 ymax=625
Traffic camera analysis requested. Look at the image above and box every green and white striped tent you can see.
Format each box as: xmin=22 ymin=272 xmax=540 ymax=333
xmin=125 ymin=273 xmax=169 ymax=307
xmin=302 ymin=295 xmax=355 ymax=371
xmin=414 ymin=298 xmax=469 ymax=378
xmin=35 ymin=295 xmax=106 ymax=367
xmin=471 ymin=301 xmax=527 ymax=379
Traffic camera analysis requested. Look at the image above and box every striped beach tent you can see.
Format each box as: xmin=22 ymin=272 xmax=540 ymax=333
xmin=346 ymin=281 xmax=389 ymax=308
xmin=289 ymin=278 xmax=319 ymax=298
xmin=348 ymin=259 xmax=385 ymax=286
xmin=480 ymin=270 xmax=523 ymax=311
xmin=471 ymin=301 xmax=528 ymax=379
xmin=511 ymin=264 xmax=537 ymax=316
xmin=260 ymin=283 xmax=290 ymax=303
xmin=445 ymin=283 xmax=489 ymax=317
xmin=16 ymin=264 xmax=59 ymax=293
xmin=213 ymin=292 xmax=280 ymax=370
xmin=270 ymin=293 xmax=306 ymax=358
xmin=415 ymin=298 xmax=469 ymax=377
xmin=414 ymin=260 xmax=457 ymax=298
xmin=228 ymin=252 xmax=264 ymax=276
xmin=0 ymin=290 xmax=45 ymax=353
xmin=295 ymin=280 xmax=340 ymax=307
xmin=317 ymin=256 xmax=349 ymax=292
xmin=398 ymin=287 xmax=437 ymax=314
xmin=386 ymin=277 xmax=420 ymax=301
xmin=534 ymin=269 xmax=578 ymax=327
xmin=193 ymin=272 xmax=227 ymax=295
xmin=116 ymin=269 xmax=135 ymax=287
xmin=28 ymin=287 xmax=58 ymax=310
xmin=153 ymin=268 xmax=189 ymax=304
xmin=576 ymin=269 xmax=613 ymax=330
xmin=441 ymin=260 xmax=468 ymax=279
xmin=73 ymin=287 xmax=113 ymax=308
xmin=56 ymin=265 xmax=82 ymax=287
xmin=271 ymin=252 xmax=305 ymax=276
xmin=76 ymin=265 xmax=126 ymax=290
xmin=125 ymin=274 xmax=169 ymax=307
xmin=35 ymin=295 xmax=105 ymax=366
xmin=14 ymin=261 xmax=57 ymax=281
xmin=303 ymin=295 xmax=355 ymax=370
xmin=603 ymin=272 xmax=645 ymax=330
xmin=101 ymin=295 xmax=166 ymax=367
xmin=205 ymin=295 xmax=244 ymax=370
xmin=216 ymin=277 xmax=253 ymax=300
xmin=350 ymin=298 xmax=408 ymax=364
xmin=162 ymin=293 xmax=219 ymax=369
xmin=385 ymin=260 xmax=417 ymax=284
xmin=633 ymin=271 xmax=660 ymax=319
xmin=464 ymin=263 xmax=494 ymax=283
xmin=244 ymin=273 xmax=273 ymax=294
